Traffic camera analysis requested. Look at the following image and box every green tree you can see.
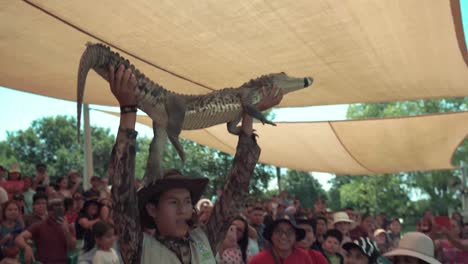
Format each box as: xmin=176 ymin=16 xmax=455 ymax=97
xmin=345 ymin=98 xmax=468 ymax=215
xmin=282 ymin=170 xmax=326 ymax=208
xmin=1 ymin=116 xmax=114 ymax=181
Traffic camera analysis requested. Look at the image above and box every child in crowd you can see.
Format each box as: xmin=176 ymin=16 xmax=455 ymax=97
xmin=322 ymin=229 xmax=343 ymax=264
xmin=0 ymin=246 xmax=20 ymax=264
xmin=91 ymin=221 xmax=120 ymax=264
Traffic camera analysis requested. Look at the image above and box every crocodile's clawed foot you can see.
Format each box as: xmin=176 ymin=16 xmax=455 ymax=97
xmin=263 ymin=120 xmax=276 ymax=126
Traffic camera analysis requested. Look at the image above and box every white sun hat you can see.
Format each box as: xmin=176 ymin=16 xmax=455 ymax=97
xmin=383 ymin=232 xmax=441 ymax=264
xmin=333 ymin=211 xmax=355 ymax=225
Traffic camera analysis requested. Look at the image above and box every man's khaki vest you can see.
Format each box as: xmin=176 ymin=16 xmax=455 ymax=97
xmin=141 ymin=227 xmax=216 ymax=264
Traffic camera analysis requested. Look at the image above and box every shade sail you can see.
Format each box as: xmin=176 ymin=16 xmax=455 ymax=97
xmin=0 ymin=1 xmax=467 ymax=107
xmin=102 ymin=111 xmax=468 ymax=175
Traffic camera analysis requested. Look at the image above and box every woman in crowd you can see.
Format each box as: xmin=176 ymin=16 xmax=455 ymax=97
xmin=295 ymin=217 xmax=328 ymax=264
xmin=1 ymin=167 xmax=24 ymax=200
xmin=384 ymin=232 xmax=440 ymax=264
xmin=435 ymin=218 xmax=468 ymax=262
xmin=56 ymin=176 xmax=73 ymax=198
xmin=217 ymin=216 xmax=251 ymax=264
xmin=249 ymin=216 xmax=313 ymax=264
xmin=76 ymin=199 xmax=101 ymax=248
xmin=0 ymin=201 xmax=24 ymax=249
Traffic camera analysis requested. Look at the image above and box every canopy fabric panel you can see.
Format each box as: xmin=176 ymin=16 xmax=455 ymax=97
xmin=102 ymin=111 xmax=468 ymax=175
xmin=1 ymin=1 xmax=467 ymax=107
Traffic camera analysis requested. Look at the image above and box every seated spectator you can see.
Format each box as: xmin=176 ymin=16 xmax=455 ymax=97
xmin=0 ymin=245 xmax=20 ymax=264
xmin=384 ymin=232 xmax=440 ymax=264
xmin=247 ymin=206 xmax=266 ymax=250
xmin=23 ymin=192 xmax=48 ymax=228
xmin=196 ymin=198 xmax=213 ymax=226
xmin=312 ymin=216 xmax=328 ymax=252
xmin=64 ymin=197 xmax=78 ymax=225
xmin=249 ymin=215 xmax=313 ymax=264
xmin=83 ymin=176 xmax=101 ymax=200
xmin=350 ymin=213 xmax=374 ymax=240
xmin=56 ymin=176 xmax=73 ymax=198
xmin=73 ymin=192 xmax=85 ymax=212
xmin=313 ymin=198 xmax=327 ymax=217
xmin=217 ymin=216 xmax=252 ymax=264
xmin=342 ymin=237 xmax=383 ymax=264
xmin=333 ymin=212 xmax=354 ymax=246
xmin=387 ymin=218 xmax=401 ymax=248
xmin=295 ymin=217 xmax=328 ymax=264
xmin=67 ymin=170 xmax=83 ymax=194
xmin=15 ymin=198 xmax=76 ymax=264
xmin=416 ymin=218 xmax=433 ymax=237
xmin=374 ymin=229 xmax=391 ymax=254
xmin=322 ymin=229 xmax=343 ymax=264
xmin=0 ymin=165 xmax=7 ymax=184
xmin=76 ymin=199 xmax=101 ymax=249
xmin=1 ymin=166 xmax=24 ymax=200
xmin=33 ymin=163 xmax=49 ymax=189
xmin=12 ymin=195 xmax=24 ymax=216
xmin=0 ymin=201 xmax=24 ymax=249
xmin=435 ymin=218 xmax=468 ymax=262
xmin=99 ymin=177 xmax=111 ymax=200
xmin=98 ymin=197 xmax=113 ymax=224
xmin=21 ymin=177 xmax=35 ymax=215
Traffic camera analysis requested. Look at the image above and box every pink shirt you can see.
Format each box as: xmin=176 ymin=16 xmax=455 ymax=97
xmin=1 ymin=180 xmax=24 ymax=199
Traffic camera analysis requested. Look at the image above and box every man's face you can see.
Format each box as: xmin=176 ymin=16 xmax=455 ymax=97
xmin=316 ymin=219 xmax=328 ymax=235
xmin=297 ymin=223 xmax=315 ymax=249
xmin=91 ymin=179 xmax=101 ymax=189
xmin=249 ymin=209 xmax=264 ymax=225
xmin=344 ymin=248 xmax=369 ymax=264
xmin=150 ymin=188 xmax=193 ymax=238
xmin=33 ymin=199 xmax=47 ymax=216
xmin=323 ymin=236 xmax=340 ymax=255
xmin=335 ymin=222 xmax=351 ymax=235
xmin=271 ymin=222 xmax=296 ymax=252
xmin=390 ymin=220 xmax=401 ymax=233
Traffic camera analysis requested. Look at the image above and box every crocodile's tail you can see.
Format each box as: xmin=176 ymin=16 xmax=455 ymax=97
xmin=76 ymin=43 xmax=113 ymax=141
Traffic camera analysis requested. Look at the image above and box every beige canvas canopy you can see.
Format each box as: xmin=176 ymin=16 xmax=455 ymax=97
xmin=102 ymin=111 xmax=468 ymax=175
xmin=0 ymin=1 xmax=466 ymax=175
xmin=0 ymin=0 xmax=467 ymax=107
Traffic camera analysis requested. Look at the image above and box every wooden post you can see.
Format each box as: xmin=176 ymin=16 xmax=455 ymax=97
xmin=83 ymin=104 xmax=93 ymax=190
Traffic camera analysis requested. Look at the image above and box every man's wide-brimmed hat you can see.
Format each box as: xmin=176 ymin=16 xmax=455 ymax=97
xmin=383 ymin=232 xmax=441 ymax=264
xmin=263 ymin=215 xmax=306 ymax=242
xmin=138 ymin=169 xmax=209 ymax=209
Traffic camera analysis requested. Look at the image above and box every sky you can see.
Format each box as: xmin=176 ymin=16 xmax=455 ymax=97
xmin=0 ymin=1 xmax=467 ymax=191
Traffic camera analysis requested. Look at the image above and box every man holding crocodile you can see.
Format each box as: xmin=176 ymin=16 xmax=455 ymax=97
xmin=78 ymin=43 xmax=313 ymax=263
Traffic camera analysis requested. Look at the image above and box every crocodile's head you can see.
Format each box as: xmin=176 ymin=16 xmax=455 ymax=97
xmin=242 ymin=72 xmax=313 ymax=95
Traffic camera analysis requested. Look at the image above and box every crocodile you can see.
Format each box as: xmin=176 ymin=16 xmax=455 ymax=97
xmin=77 ymin=43 xmax=313 ymax=183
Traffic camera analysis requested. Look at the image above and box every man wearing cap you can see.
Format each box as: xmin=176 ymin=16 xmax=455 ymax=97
xmin=106 ymin=65 xmax=283 ymax=263
xmin=249 ymin=215 xmax=313 ymax=264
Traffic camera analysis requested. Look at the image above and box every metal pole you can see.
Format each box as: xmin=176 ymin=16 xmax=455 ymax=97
xmin=276 ymin=166 xmax=281 ymax=192
xmin=83 ymin=104 xmax=93 ymax=190
xmin=461 ymin=161 xmax=468 ymax=220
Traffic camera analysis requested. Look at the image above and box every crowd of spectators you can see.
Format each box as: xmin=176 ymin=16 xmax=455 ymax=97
xmin=0 ymin=163 xmax=466 ymax=264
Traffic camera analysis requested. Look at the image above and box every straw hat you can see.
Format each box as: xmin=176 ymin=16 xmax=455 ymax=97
xmin=383 ymin=232 xmax=441 ymax=264
xmin=374 ymin=228 xmax=386 ymax=237
xmin=333 ymin=211 xmax=354 ymax=225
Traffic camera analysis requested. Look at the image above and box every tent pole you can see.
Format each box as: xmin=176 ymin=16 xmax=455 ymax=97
xmin=83 ymin=104 xmax=93 ymax=190
xmin=461 ymin=161 xmax=468 ymax=219
xmin=276 ymin=166 xmax=282 ymax=192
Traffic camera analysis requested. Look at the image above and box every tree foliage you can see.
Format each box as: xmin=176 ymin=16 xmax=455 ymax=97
xmin=282 ymin=170 xmax=326 ymax=208
xmin=342 ymin=98 xmax=468 ymax=215
xmin=0 ymin=116 xmax=114 ymax=181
